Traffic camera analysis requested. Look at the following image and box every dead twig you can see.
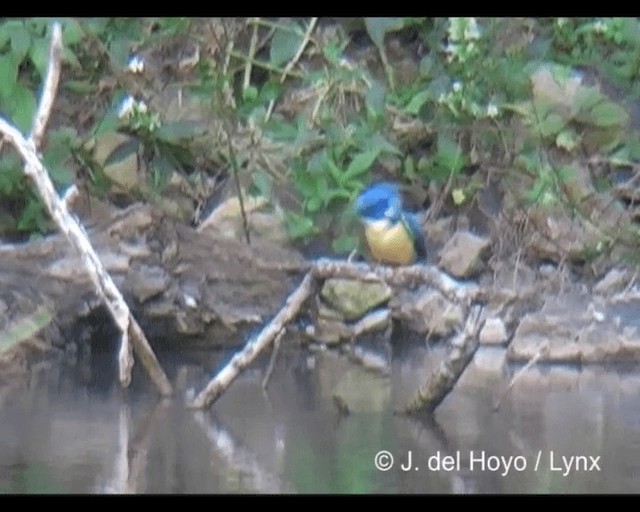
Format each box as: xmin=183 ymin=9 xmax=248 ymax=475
xmin=189 ymin=272 xmax=315 ymax=409
xmin=492 ymin=340 xmax=550 ymax=411
xmin=0 ymin=23 xmax=172 ymax=396
xmin=188 ymin=257 xmax=483 ymax=410
xmin=264 ymin=17 xmax=318 ymax=123
xmin=261 ymin=328 xmax=284 ymax=390
xmin=312 ymin=258 xmax=480 ymax=304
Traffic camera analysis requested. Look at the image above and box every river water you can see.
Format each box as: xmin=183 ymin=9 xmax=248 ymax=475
xmin=1 ymin=339 xmax=639 ymax=494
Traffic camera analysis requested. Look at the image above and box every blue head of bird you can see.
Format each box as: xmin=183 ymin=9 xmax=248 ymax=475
xmin=354 ymin=182 xmax=425 ymax=265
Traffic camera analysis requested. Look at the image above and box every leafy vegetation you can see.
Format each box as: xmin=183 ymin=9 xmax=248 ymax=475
xmin=1 ymin=17 xmax=639 ymax=267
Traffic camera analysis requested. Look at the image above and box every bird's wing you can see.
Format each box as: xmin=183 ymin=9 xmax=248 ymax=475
xmin=401 ymin=211 xmax=427 ymax=259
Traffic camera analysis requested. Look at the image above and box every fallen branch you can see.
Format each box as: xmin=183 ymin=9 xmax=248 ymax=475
xmin=0 ymin=23 xmax=172 ymax=396
xmin=188 ymin=256 xmax=484 ymax=410
xmin=399 ymin=305 xmax=484 ymax=415
xmin=311 ymin=258 xmax=480 ymax=304
xmin=188 ymin=271 xmax=315 ymax=409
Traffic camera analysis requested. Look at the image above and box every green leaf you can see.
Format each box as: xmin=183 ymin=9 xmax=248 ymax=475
xmin=326 ymin=155 xmax=344 ymax=185
xmin=17 ymin=197 xmax=47 ymax=232
xmin=109 ymin=38 xmax=131 ymax=68
xmin=538 ymin=113 xmax=566 ymax=137
xmin=588 ymin=101 xmax=629 ymax=127
xmin=295 ymin=168 xmax=321 ymax=197
xmin=332 ymin=234 xmax=359 ymax=254
xmin=435 ymin=135 xmax=465 ymax=174
xmin=0 ymin=53 xmax=19 ymax=98
xmin=0 ymin=305 xmax=53 ymax=357
xmin=404 ymin=90 xmax=430 ymax=115
xmin=60 ymin=18 xmax=86 ymax=46
xmin=419 ymin=55 xmax=433 ymax=77
xmin=571 ymin=86 xmax=603 ymax=117
xmin=62 ymin=47 xmax=81 ymax=69
xmin=251 ymin=169 xmax=273 ymax=197
xmin=150 ymin=155 xmax=174 ymax=189
xmin=403 ymin=156 xmax=416 ymax=180
xmin=367 ymin=132 xmax=401 ymax=156
xmin=10 ymin=84 xmax=37 ymax=133
xmin=43 ymin=137 xmax=75 ymax=185
xmin=242 ymin=85 xmax=258 ymax=102
xmin=270 ymin=26 xmax=303 ymax=67
xmin=555 ymin=128 xmax=580 ymax=151
xmin=28 ymin=37 xmax=50 ymax=79
xmin=306 ymin=195 xmax=322 ymax=213
xmin=284 ymin=210 xmax=317 ymax=239
xmin=344 ymin=149 xmax=380 ymax=181
xmin=364 ymin=18 xmax=405 ymax=50
xmin=265 ymin=117 xmax=299 ymax=142
xmin=8 ymin=22 xmax=31 ymax=60
xmin=365 ymin=80 xmax=386 ymax=118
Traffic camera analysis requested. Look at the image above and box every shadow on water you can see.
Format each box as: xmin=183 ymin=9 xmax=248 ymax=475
xmin=1 ymin=332 xmax=640 ymax=494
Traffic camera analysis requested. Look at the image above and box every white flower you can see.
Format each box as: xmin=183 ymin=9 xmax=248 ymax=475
xmin=452 ymin=80 xmax=462 ymax=93
xmin=486 ymin=103 xmax=499 ymax=118
xmin=118 ymin=95 xmax=136 ymax=119
xmin=592 ymin=20 xmax=608 ymax=34
xmin=463 ymin=18 xmax=480 ymax=40
xmin=127 ymin=55 xmax=144 ymax=73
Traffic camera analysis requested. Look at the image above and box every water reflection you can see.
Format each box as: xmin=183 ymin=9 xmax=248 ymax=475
xmin=1 ymin=342 xmax=640 ymax=493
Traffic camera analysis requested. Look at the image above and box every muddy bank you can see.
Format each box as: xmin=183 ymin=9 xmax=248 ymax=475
xmin=1 ymin=184 xmax=640 ymax=389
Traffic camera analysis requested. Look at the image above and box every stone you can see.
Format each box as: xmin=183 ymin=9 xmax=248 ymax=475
xmin=392 ymin=287 xmax=464 ymax=337
xmin=479 ymin=317 xmax=508 ymax=345
xmin=438 ymin=231 xmax=491 ymax=278
xmin=320 ymin=278 xmax=392 ymax=322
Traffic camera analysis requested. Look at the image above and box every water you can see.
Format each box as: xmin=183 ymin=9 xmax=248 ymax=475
xmin=1 ymin=342 xmax=639 ymax=494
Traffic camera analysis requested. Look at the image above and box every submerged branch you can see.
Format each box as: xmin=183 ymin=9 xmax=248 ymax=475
xmin=399 ymin=305 xmax=484 ymax=415
xmin=188 ymin=272 xmax=315 ymax=409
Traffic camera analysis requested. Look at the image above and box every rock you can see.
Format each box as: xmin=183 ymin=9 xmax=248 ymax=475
xmin=129 ymin=264 xmax=171 ymax=303
xmin=319 ymin=278 xmax=392 ymax=322
xmin=438 ymin=231 xmax=491 ymax=278
xmin=527 ymin=206 xmax=590 ymax=262
xmin=594 ymin=268 xmax=628 ymax=295
xmin=424 ymin=216 xmax=456 ymax=245
xmin=391 ymin=287 xmax=464 ymax=337
xmin=479 ymin=317 xmax=508 ymax=346
xmin=508 ymin=295 xmax=640 ymax=363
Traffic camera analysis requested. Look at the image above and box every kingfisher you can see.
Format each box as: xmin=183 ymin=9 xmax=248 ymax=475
xmin=354 ymin=182 xmax=426 ymax=265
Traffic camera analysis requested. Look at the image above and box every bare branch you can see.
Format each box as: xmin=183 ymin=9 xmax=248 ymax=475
xmin=312 ymin=258 xmax=480 ymax=304
xmin=30 ymin=23 xmax=63 ymax=148
xmin=189 ymin=272 xmax=315 ymax=409
xmin=0 ymin=22 xmax=172 ymax=396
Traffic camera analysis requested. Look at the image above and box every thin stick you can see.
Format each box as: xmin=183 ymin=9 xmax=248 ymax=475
xmin=264 ymin=17 xmax=318 ymax=123
xmin=189 ymin=272 xmax=315 ymax=409
xmin=0 ymin=22 xmax=172 ymax=396
xmin=30 ymin=24 xmax=63 ymax=148
xmin=262 ymin=329 xmax=283 ymax=390
xmin=492 ymin=340 xmax=549 ymax=411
